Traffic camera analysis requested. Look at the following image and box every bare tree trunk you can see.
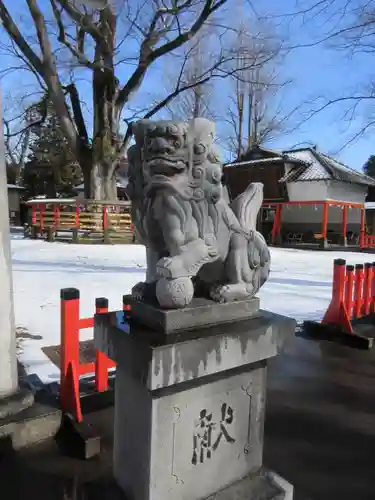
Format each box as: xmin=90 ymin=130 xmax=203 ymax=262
xmin=90 ymin=160 xmax=118 ymax=201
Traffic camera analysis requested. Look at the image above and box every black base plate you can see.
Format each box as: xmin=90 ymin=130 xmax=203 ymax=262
xmin=303 ymin=320 xmax=374 ymax=350
xmin=55 ymin=413 xmax=102 ymax=460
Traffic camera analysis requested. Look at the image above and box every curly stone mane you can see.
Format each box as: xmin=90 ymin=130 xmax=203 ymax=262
xmin=127 ymin=119 xmax=225 ymax=244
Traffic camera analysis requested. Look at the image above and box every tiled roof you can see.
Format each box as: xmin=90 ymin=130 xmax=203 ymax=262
xmin=279 ymin=148 xmax=375 ymax=186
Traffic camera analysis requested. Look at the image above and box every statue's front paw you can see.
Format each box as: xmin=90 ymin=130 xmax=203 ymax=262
xmin=209 ymin=284 xmax=230 ymax=304
xmin=156 ymin=256 xmax=186 ymax=279
xmin=210 ymin=283 xmax=253 ymax=303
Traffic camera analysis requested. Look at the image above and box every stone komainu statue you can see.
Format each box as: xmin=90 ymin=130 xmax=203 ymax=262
xmin=126 ymin=118 xmax=271 ymax=309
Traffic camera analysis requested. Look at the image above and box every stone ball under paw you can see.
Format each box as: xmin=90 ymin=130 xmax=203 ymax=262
xmin=156 ymin=277 xmax=194 ymax=309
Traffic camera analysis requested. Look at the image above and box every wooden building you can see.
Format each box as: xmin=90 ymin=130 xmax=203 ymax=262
xmin=224 ymin=146 xmax=375 ymax=247
xmin=7 ymin=184 xmax=25 ymax=226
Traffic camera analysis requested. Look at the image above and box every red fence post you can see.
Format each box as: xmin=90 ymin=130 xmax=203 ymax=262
xmin=360 ymin=208 xmax=366 ymax=249
xmin=103 ymin=205 xmax=110 ymax=243
xmin=39 ymin=203 xmax=44 ymax=233
xmin=53 ymin=203 xmax=60 ymax=229
xmin=345 ymin=264 xmax=355 ymax=319
xmin=322 ymin=202 xmax=328 ymax=241
xmin=354 ymin=264 xmax=364 ymax=318
xmin=75 ymin=202 xmax=80 ymax=227
xmin=95 ymin=297 xmax=110 ymax=392
xmin=322 ymin=259 xmax=353 ymax=333
xmin=103 ymin=205 xmax=108 ymax=230
xmin=31 ymin=204 xmax=36 ymax=225
xmin=271 ymin=205 xmax=280 ymax=245
xmin=60 ymin=288 xmax=82 ymax=421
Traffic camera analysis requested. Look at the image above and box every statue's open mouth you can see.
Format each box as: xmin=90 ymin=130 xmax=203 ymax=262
xmin=147 ymin=157 xmax=186 ymax=177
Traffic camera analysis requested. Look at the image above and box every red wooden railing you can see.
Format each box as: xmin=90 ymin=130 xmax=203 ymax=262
xmin=322 ymin=259 xmax=375 ymax=334
xmin=60 ymin=288 xmax=130 ymax=422
xmin=362 ymin=234 xmax=375 ymax=249
xmin=28 ymin=200 xmax=134 ymax=242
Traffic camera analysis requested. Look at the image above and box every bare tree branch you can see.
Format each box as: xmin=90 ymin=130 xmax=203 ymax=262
xmin=0 ymin=2 xmax=44 ymax=75
xmin=116 ymin=0 xmax=228 ymax=108
xmin=50 ymin=0 xmax=102 ymax=70
xmin=64 ymin=83 xmax=89 ymax=144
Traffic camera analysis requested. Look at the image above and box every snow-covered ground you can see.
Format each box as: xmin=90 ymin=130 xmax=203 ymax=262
xmin=10 ymin=237 xmax=373 ymax=383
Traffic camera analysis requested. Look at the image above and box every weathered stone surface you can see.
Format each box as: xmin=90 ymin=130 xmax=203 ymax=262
xmin=206 ymin=469 xmax=293 ymax=499
xmin=122 ymin=294 xmax=260 ymax=333
xmin=114 ymin=361 xmax=266 ymax=500
xmin=126 ymin=118 xmax=271 ymax=308
xmin=94 ymin=311 xmax=296 ymax=500
xmin=0 ymin=400 xmax=61 ymax=449
xmin=94 ymin=310 xmax=296 ymax=391
xmin=0 ymin=387 xmax=34 ymax=420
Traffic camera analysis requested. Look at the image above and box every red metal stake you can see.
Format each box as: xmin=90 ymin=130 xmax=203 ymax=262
xmin=94 ymin=297 xmax=110 ymax=392
xmin=354 ymin=264 xmax=364 ymax=318
xmin=322 ymin=259 xmax=353 ymax=333
xmin=363 ymin=263 xmax=372 ymax=315
xmin=345 ymin=265 xmax=355 ymax=319
xmin=60 ymin=288 xmax=81 ymax=420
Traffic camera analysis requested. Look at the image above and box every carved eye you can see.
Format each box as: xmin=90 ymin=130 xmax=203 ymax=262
xmin=194 ymin=144 xmax=206 ymax=155
xmin=146 ymin=124 xmax=156 ymax=135
xmin=174 ymin=139 xmax=181 ymax=148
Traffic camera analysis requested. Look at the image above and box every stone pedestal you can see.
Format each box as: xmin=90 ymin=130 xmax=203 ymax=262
xmin=94 ymin=306 xmax=295 ymax=500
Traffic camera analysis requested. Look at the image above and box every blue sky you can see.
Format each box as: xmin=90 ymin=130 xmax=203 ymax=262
xmin=1 ymin=0 xmax=374 ymax=171
xmin=259 ymin=0 xmax=375 ymax=170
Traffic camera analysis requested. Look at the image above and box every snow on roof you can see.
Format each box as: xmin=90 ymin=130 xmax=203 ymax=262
xmin=225 ymin=157 xmax=285 ymax=168
xmin=74 ymin=176 xmax=128 ymax=192
xmin=7 ymin=184 xmax=25 ymax=189
xmin=365 ymin=202 xmax=375 ymax=210
xmin=27 ymin=198 xmax=76 ymax=204
xmin=280 ymin=148 xmax=375 ymax=186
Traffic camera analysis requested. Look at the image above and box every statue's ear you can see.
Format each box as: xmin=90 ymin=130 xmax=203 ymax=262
xmin=132 ymin=119 xmax=157 ymax=145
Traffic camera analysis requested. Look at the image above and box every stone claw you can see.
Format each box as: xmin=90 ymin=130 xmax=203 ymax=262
xmin=209 ymin=284 xmax=228 ymax=303
xmin=209 ymin=283 xmax=254 ymax=303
